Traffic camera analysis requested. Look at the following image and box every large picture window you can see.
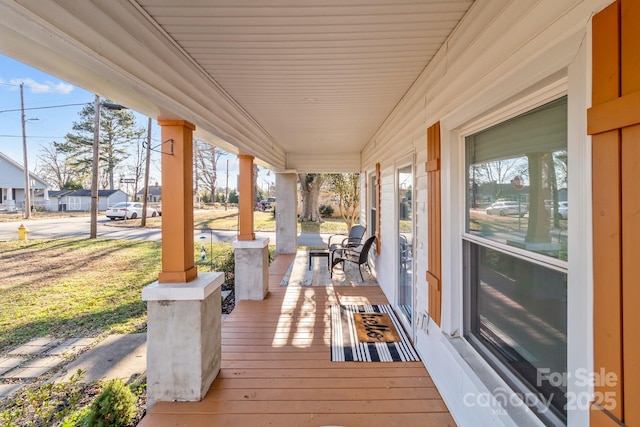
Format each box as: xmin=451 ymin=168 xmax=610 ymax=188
xmin=464 ymin=97 xmax=568 ymax=424
xmin=369 ymin=173 xmax=377 ymax=239
xmin=466 ymin=97 xmax=568 ymax=261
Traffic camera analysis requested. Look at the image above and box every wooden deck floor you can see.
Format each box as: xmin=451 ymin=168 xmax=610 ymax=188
xmin=138 ymin=254 xmax=456 ymax=427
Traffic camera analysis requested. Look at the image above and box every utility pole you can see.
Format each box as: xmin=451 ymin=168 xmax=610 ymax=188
xmin=225 ymin=158 xmax=229 ymax=211
xmin=20 ymin=83 xmax=31 ymax=219
xmin=141 ymin=117 xmax=152 ymax=227
xmin=90 ymin=95 xmax=101 ymax=239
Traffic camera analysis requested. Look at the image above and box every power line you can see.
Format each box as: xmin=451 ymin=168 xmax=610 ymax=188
xmin=0 ymin=81 xmax=23 ymax=88
xmin=0 ymin=134 xmax=68 ymax=138
xmin=0 ymin=102 xmax=88 ymax=114
xmin=0 ymin=81 xmax=78 ymax=91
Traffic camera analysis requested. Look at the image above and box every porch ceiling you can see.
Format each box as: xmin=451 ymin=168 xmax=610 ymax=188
xmin=0 ymin=0 xmax=474 ymax=172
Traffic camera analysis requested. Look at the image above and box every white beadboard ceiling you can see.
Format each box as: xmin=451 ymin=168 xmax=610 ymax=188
xmin=0 ymin=0 xmax=474 ymax=171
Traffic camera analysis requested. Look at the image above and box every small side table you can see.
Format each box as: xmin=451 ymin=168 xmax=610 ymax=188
xmin=308 ymin=249 xmax=330 ymax=270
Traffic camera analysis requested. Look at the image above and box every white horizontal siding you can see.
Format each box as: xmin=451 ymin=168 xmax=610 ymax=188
xmin=286 ymin=152 xmax=360 ymax=173
xmin=359 ymin=1 xmax=611 ymax=426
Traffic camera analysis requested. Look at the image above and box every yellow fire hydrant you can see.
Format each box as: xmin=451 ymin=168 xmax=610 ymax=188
xmin=17 ymin=224 xmax=29 ymax=241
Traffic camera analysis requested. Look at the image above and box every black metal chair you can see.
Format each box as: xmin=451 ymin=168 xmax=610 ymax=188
xmin=331 ymin=235 xmax=377 ymax=281
xmin=328 ymin=225 xmax=365 ymax=265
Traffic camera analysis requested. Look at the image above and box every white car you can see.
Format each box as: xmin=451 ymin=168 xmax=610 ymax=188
xmin=106 ymin=202 xmax=158 ymax=220
xmin=548 ymin=201 xmax=568 ymax=219
xmin=485 ymin=201 xmax=524 ymax=216
xmin=558 ymin=201 xmax=568 ymax=219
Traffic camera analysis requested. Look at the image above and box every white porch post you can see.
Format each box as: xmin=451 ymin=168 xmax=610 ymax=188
xmin=233 ymin=154 xmax=269 ymax=301
xmin=44 ymin=189 xmax=50 ymax=211
xmin=6 ymin=187 xmax=15 ymax=211
xmin=275 ymin=172 xmax=298 ymax=254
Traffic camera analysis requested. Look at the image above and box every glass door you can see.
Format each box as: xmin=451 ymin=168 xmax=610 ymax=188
xmin=397 ymin=165 xmax=414 ymax=325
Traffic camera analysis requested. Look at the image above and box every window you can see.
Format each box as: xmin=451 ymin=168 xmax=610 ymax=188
xmin=466 ymin=97 xmax=568 ymax=261
xmin=369 ymin=173 xmax=377 ymax=238
xmin=464 ymin=97 xmax=568 ymax=423
xmin=398 ymin=164 xmax=413 ymax=323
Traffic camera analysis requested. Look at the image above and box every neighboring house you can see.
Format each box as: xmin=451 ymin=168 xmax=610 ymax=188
xmin=55 ymin=189 xmax=128 ymax=212
xmin=32 ymin=188 xmax=130 ymax=212
xmin=136 ymin=184 xmax=161 ymax=202
xmin=0 ymin=152 xmax=49 ymax=212
xmin=33 ymin=189 xmax=73 ymax=212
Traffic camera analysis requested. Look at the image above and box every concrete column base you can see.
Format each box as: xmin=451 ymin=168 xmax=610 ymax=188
xmin=142 ymin=272 xmax=224 ymax=409
xmin=233 ymin=237 xmax=269 ymax=301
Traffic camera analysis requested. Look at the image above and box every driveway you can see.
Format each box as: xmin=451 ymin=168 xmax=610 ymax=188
xmin=0 ymin=216 xmax=330 ymax=246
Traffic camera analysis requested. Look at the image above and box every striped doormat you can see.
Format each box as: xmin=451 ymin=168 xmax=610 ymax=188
xmin=330 ymin=304 xmax=420 ymax=362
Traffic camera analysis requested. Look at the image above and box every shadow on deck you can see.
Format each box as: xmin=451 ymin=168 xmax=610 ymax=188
xmin=139 ymin=253 xmax=456 ymax=426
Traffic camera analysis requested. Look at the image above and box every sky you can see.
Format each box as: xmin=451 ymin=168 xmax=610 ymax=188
xmin=0 ymin=54 xmax=273 ymax=191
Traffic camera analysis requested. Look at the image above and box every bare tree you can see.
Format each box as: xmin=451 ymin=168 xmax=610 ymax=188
xmin=298 ymin=173 xmax=324 ymax=222
xmin=122 ymin=133 xmax=148 ymax=200
xmin=36 ymin=141 xmax=80 ymax=189
xmin=476 ymin=158 xmax=525 ymax=184
xmin=554 ymin=151 xmax=568 ymax=188
xmin=194 ymin=140 xmax=226 ymax=203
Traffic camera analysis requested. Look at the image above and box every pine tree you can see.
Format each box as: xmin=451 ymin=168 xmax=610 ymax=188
xmin=55 ymin=101 xmax=145 ymax=189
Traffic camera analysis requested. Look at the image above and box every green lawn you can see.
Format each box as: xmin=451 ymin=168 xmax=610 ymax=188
xmin=0 ymin=238 xmax=252 ymax=352
xmin=0 ymin=237 xmax=261 ymax=353
xmin=0 ymin=239 xmax=162 ymax=351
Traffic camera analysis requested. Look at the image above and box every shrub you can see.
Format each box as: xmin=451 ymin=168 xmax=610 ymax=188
xmin=60 ymin=405 xmax=92 ymax=427
xmin=85 ymin=379 xmax=136 ymax=427
xmin=217 ymin=247 xmax=236 ymax=285
xmin=319 ymin=204 xmax=334 ymax=218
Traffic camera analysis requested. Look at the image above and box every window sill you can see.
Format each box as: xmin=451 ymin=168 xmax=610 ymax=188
xmin=441 ymin=334 xmax=546 ymax=427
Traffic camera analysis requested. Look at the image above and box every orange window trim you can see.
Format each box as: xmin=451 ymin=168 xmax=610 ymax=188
xmin=589 ymin=1 xmax=640 ymax=425
xmin=590 ymin=2 xmax=623 ymax=423
xmin=619 ymin=0 xmax=640 ymax=423
xmin=426 ymin=122 xmax=442 ymax=326
xmin=375 ymin=162 xmax=381 ymax=254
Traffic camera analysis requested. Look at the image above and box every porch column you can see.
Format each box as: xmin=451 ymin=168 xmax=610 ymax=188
xmin=233 ymin=154 xmax=269 ymax=301
xmin=237 ymin=154 xmax=255 ymax=241
xmin=275 ymin=171 xmax=298 ymax=254
xmin=158 ymin=120 xmax=197 ymax=283
xmin=142 ymin=120 xmax=222 ymax=410
xmin=6 ymin=187 xmax=15 ymax=211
